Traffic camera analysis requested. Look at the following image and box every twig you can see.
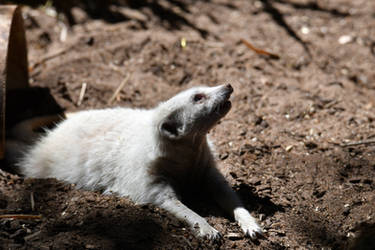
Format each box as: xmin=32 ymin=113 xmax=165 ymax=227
xmin=107 ymin=74 xmax=131 ymax=105
xmin=30 ymin=45 xmax=74 ymax=71
xmin=340 ymin=140 xmax=375 ymax=147
xmin=0 ymin=214 xmax=42 ymax=220
xmin=30 ymin=38 xmax=149 ymax=75
xmin=30 ymin=192 xmax=35 ymax=211
xmin=240 ymin=38 xmax=280 ymax=59
xmin=77 ymin=82 xmax=87 ymax=106
xmin=24 ymin=230 xmax=41 ymax=241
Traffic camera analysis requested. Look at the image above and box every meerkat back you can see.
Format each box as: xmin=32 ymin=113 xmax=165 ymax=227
xmin=18 ymin=107 xmax=156 ymax=195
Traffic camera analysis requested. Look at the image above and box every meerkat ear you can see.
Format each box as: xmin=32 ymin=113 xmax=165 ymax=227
xmin=160 ymin=121 xmax=181 ymax=138
xmin=159 ymin=112 xmax=185 ymax=139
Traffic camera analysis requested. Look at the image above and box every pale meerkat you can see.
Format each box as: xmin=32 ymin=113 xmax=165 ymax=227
xmin=17 ymin=84 xmax=262 ymax=239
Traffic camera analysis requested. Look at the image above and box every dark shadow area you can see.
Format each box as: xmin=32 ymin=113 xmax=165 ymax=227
xmin=8 ymin=0 xmax=210 ymax=38
xmin=2 ymin=87 xmax=65 ymax=173
xmin=280 ymin=147 xmax=375 ymax=249
xmin=178 ymin=183 xmax=284 ymax=248
xmin=275 ymin=0 xmax=349 ymax=17
xmin=6 ymin=87 xmax=64 ymax=129
xmin=0 ymin=178 xmax=204 ymax=249
xmin=333 ymin=146 xmax=375 ymax=185
xmin=349 ymin=222 xmax=375 ymax=250
xmin=289 ymin=201 xmax=374 ymax=249
xmin=289 ymin=206 xmax=346 ymax=249
xmin=8 ymin=0 xmax=128 ymax=24
xmin=45 ymin=211 xmax=163 ymax=249
xmin=127 ymin=0 xmax=209 ymax=38
xmin=260 ymin=0 xmax=311 ymax=57
xmin=258 ymin=0 xmax=349 ymax=58
xmin=237 ymin=183 xmax=285 ymax=216
xmin=181 ymin=182 xmax=284 ymax=221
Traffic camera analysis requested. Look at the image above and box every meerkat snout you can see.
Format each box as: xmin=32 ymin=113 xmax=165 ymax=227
xmin=224 ymin=83 xmax=233 ymax=94
xmin=157 ymin=84 xmax=234 ymax=140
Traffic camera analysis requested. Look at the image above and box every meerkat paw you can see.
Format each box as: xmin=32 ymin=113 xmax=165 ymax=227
xmin=234 ymin=207 xmax=263 ymax=239
xmin=239 ymin=218 xmax=263 ymax=239
xmin=194 ymin=222 xmax=221 ymax=240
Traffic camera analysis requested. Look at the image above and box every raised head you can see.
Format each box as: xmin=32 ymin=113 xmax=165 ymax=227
xmin=156 ymin=84 xmax=233 ymax=140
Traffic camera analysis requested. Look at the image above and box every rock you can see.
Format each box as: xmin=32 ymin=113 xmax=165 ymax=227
xmin=285 ymin=145 xmax=294 ymax=152
xmin=226 ymin=232 xmax=242 ymax=240
xmin=338 ymin=35 xmax=353 ymax=44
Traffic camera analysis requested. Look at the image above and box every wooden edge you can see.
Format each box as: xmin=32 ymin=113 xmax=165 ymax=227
xmin=0 ymin=5 xmax=30 ymax=159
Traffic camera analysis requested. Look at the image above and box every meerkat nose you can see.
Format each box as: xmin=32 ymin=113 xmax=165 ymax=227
xmin=225 ymin=84 xmax=233 ymax=93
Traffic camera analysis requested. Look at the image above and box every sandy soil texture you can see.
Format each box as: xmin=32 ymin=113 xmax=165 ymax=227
xmin=1 ymin=0 xmax=375 ymax=249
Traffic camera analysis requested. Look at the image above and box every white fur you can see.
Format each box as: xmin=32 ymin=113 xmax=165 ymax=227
xmin=18 ymin=84 xmax=262 ymax=239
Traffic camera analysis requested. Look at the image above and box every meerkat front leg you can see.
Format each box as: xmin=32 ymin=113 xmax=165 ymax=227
xmin=206 ymin=166 xmax=262 ymax=239
xmin=154 ymin=186 xmax=220 ymax=239
xmin=159 ymin=198 xmax=220 ymax=239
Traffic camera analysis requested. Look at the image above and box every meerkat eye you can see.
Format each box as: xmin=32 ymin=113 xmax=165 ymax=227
xmin=193 ymin=93 xmax=206 ymax=103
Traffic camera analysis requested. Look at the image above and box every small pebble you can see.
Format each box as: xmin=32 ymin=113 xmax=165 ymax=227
xmin=347 ymin=232 xmax=355 ymax=238
xmin=285 ymin=145 xmax=294 ymax=152
xmin=301 ymin=26 xmax=310 ymax=34
xmin=226 ymin=232 xmax=242 ymax=240
xmin=338 ymin=35 xmax=353 ymax=44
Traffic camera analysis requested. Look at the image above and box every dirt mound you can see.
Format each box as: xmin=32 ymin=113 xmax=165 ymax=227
xmin=1 ymin=0 xmax=375 ymax=249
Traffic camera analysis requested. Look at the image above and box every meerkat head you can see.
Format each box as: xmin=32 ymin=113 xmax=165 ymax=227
xmin=156 ymin=84 xmax=233 ymax=140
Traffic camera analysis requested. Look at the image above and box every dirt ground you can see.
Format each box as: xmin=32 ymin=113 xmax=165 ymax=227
xmin=1 ymin=0 xmax=375 ymax=249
